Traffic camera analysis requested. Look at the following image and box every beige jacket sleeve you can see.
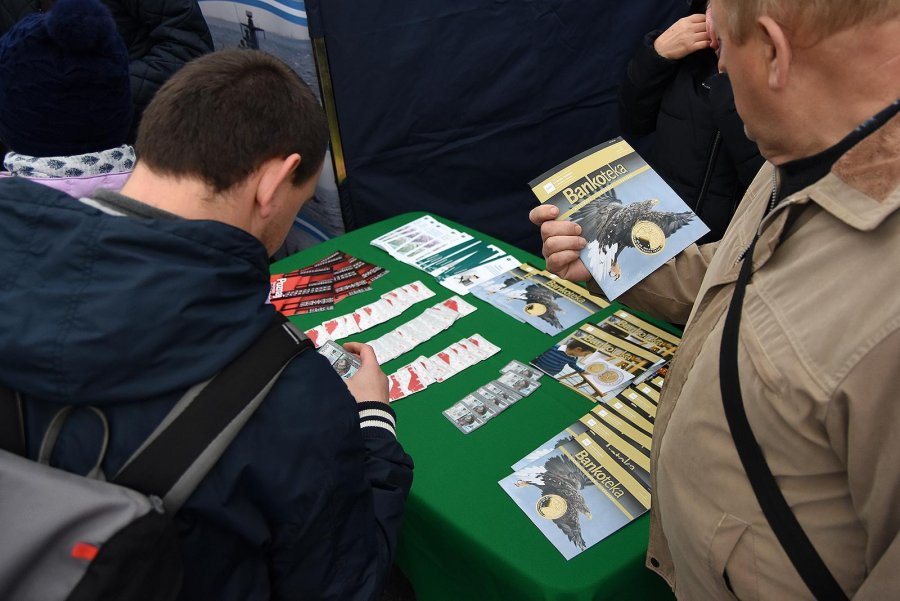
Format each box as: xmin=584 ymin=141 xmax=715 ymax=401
xmin=826 ymin=328 xmax=900 ymax=599
xmin=590 ymin=241 xmax=719 ymax=325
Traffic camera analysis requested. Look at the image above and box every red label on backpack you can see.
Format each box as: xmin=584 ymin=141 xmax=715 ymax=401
xmin=71 ymin=542 xmax=99 ymax=561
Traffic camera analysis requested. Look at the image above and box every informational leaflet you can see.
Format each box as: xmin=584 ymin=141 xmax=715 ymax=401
xmin=269 ymin=250 xmax=387 ymax=316
xmin=499 ymin=435 xmax=651 ymax=560
xmin=304 ymin=281 xmax=435 ymax=347
xmin=530 ymin=322 xmax=666 ymax=402
xmin=470 ymin=263 xmax=608 ymax=335
xmin=389 ymin=333 xmax=502 ymax=402
xmin=370 ymin=215 xmax=522 ymax=295
xmin=528 ymin=137 xmax=709 ymax=300
xmin=442 ymin=360 xmax=542 ymax=433
xmin=593 ymin=308 xmax=681 ymax=360
xmin=370 ymin=215 xmax=473 ymax=266
xmin=367 ymin=295 xmax=477 ymax=364
xmin=501 ymin=370 xmax=669 ymax=560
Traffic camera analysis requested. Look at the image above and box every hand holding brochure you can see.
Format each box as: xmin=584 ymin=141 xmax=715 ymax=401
xmin=529 ymin=137 xmax=709 ymax=300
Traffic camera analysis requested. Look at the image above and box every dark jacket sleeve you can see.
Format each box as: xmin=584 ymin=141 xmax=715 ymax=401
xmin=117 ymin=0 xmax=213 ymax=130
xmin=357 ymin=401 xmax=416 ymax=579
xmin=264 ymin=360 xmax=413 ymax=601
xmin=618 ymin=30 xmax=681 ymax=136
xmin=705 ymin=72 xmax=765 ymax=189
xmin=0 ymin=0 xmax=39 ymax=36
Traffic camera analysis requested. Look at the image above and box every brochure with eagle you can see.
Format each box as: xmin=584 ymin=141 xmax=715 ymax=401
xmin=500 ymin=429 xmax=652 ymax=560
xmin=593 ymin=308 xmax=681 ymax=361
xmin=469 ymin=263 xmax=609 ymax=335
xmin=529 ymin=137 xmax=709 ymax=300
xmin=530 ymin=322 xmax=666 ymax=402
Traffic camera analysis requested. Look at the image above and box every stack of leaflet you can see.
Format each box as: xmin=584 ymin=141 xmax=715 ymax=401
xmin=304 ymin=281 xmax=435 ymax=347
xmin=387 ymin=334 xmax=501 ymax=402
xmin=370 ymin=215 xmax=521 ymax=295
xmin=366 ymin=295 xmax=478 ymax=364
xmin=443 ymin=360 xmax=542 ymax=434
xmin=530 ymin=308 xmax=679 ymax=403
xmin=469 ymin=263 xmax=609 ymax=335
xmin=499 ymin=370 xmax=667 ymax=560
xmin=269 ymin=251 xmax=387 ymax=316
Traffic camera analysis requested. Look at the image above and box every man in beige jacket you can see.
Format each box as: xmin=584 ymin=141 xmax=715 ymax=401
xmin=530 ymin=0 xmax=900 ymax=598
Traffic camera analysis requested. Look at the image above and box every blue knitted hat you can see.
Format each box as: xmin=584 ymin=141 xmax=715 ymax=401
xmin=0 ymin=0 xmax=133 ymax=157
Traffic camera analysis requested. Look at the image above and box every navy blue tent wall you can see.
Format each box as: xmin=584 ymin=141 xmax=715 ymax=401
xmin=306 ymin=1 xmax=686 ymax=255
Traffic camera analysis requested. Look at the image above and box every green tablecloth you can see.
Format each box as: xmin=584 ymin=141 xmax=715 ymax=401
xmin=272 ymin=212 xmax=677 ymax=601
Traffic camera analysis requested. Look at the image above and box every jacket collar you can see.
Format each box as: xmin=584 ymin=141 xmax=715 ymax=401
xmin=811 ymin=111 xmax=900 ymax=231
xmin=704 ymin=111 xmax=900 ymax=293
xmin=765 ymin=109 xmax=900 ymax=230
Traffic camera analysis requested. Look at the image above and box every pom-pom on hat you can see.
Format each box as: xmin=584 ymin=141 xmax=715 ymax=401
xmin=0 ymin=0 xmax=133 ymax=157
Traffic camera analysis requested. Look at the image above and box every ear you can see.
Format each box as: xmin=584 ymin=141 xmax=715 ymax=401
xmin=255 ymin=153 xmax=302 ymax=218
xmin=758 ymin=15 xmax=792 ymax=89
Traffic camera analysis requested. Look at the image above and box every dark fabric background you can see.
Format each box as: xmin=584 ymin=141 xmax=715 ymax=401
xmin=307 ymin=0 xmax=686 ymax=255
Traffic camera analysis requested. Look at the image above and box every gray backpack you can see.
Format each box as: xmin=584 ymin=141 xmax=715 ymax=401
xmin=0 ymin=316 xmax=311 ymax=601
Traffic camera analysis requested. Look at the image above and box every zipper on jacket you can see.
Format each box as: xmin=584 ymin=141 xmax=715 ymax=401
xmin=737 ymin=170 xmax=780 ymax=263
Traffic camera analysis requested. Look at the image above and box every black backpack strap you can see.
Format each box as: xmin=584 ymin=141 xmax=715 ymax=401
xmin=113 ymin=314 xmax=313 ymax=512
xmin=720 ymin=232 xmax=848 ymax=601
xmin=0 ymin=385 xmax=26 ymax=456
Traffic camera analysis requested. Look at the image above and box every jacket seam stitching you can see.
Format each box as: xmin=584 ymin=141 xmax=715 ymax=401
xmin=824 ymin=315 xmax=900 ymax=424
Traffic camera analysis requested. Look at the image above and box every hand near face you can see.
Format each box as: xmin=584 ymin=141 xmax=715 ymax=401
xmin=528 ymin=204 xmax=592 ymax=283
xmin=653 ymin=14 xmax=712 ymax=60
xmin=341 ymin=342 xmax=389 ymax=404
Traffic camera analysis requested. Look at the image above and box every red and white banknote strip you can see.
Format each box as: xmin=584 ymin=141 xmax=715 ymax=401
xmin=389 ymin=334 xmax=501 ymax=402
xmin=368 ymin=295 xmax=478 ymax=364
xmin=304 ymin=281 xmax=435 ymax=348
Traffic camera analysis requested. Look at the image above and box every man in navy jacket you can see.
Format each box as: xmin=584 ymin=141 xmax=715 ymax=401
xmin=0 ymin=49 xmax=413 ymax=600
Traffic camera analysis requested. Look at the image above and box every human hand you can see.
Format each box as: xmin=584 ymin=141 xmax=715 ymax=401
xmin=528 ymin=204 xmax=592 ymax=283
xmin=653 ymin=14 xmax=711 ymax=60
xmin=341 ymin=342 xmax=389 ymax=404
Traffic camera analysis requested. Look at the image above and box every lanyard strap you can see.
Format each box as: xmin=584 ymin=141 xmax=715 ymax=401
xmin=719 ymin=232 xmax=848 ymax=601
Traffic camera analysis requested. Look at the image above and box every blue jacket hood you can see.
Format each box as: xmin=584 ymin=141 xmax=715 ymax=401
xmin=0 ymin=178 xmax=276 ymax=404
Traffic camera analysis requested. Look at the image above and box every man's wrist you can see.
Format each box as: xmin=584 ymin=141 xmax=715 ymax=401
xmin=357 ymin=401 xmax=397 ymax=438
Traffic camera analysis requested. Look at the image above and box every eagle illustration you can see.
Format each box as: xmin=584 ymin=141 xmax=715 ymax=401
xmin=572 ymin=187 xmax=694 ymax=282
xmin=515 ymin=452 xmax=593 ymax=550
xmin=499 ymin=278 xmax=564 ymax=330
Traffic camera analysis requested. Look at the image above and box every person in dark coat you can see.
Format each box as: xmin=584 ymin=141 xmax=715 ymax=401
xmin=100 ymin=0 xmax=213 ymax=140
xmin=618 ymin=0 xmax=764 ymax=243
xmin=0 ymin=0 xmax=136 ymax=197
xmin=0 ymin=0 xmax=40 ymax=30
xmin=0 ymin=0 xmax=42 ymax=156
xmin=0 ymin=0 xmax=213 ymax=143
xmin=0 ymin=49 xmax=413 ymax=601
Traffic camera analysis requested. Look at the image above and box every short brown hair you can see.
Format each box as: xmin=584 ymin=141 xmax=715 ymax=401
xmin=717 ymin=0 xmax=900 ymax=44
xmin=136 ymin=49 xmax=329 ymax=192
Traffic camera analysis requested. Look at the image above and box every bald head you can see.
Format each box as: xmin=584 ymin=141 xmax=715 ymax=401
xmin=717 ymin=0 xmax=900 ymax=45
xmin=712 ymin=0 xmax=900 ymax=163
